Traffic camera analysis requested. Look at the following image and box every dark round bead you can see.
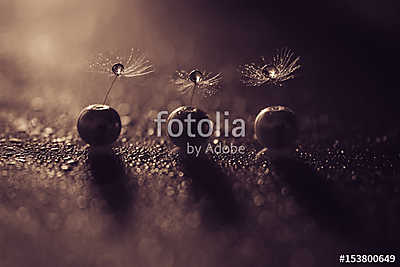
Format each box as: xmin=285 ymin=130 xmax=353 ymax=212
xmin=77 ymin=104 xmax=121 ymax=146
xmin=254 ymin=106 xmax=298 ymax=150
xmin=189 ymin=70 xmax=203 ymax=84
xmin=167 ymin=106 xmax=210 ymax=148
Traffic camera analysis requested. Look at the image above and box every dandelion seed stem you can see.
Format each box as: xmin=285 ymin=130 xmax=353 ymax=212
xmin=103 ymin=75 xmax=118 ymax=105
xmin=190 ymin=84 xmax=197 ymax=106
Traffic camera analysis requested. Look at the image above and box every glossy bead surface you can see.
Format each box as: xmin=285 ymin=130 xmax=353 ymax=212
xmin=167 ymin=106 xmax=210 ymax=148
xmin=254 ymin=106 xmax=297 ymax=150
xmin=77 ymin=104 xmax=121 ymax=146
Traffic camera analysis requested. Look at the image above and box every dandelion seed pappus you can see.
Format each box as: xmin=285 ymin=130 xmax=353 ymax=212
xmin=89 ymin=48 xmax=154 ymax=79
xmin=171 ymin=69 xmax=222 ymax=105
xmin=240 ymin=47 xmax=301 ymax=87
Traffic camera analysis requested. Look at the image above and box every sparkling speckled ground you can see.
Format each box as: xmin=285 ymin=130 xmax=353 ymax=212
xmin=1 ymin=96 xmax=399 ymax=267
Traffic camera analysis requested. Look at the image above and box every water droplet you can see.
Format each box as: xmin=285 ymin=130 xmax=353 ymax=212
xmin=147 ymin=128 xmax=155 ymax=136
xmin=9 ymin=137 xmax=22 ymax=143
xmin=60 ymin=164 xmax=71 ymax=171
xmin=262 ymin=65 xmax=278 ymax=79
xmin=112 ymin=63 xmax=124 ymax=76
xmin=43 ymin=127 xmax=54 ymax=137
xmin=189 ymin=70 xmax=202 ymax=84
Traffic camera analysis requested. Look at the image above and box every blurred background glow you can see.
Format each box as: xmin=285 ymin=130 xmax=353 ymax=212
xmin=1 ymin=0 xmax=399 ymax=132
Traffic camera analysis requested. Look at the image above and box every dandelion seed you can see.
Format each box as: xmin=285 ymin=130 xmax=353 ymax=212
xmin=171 ymin=69 xmax=222 ymax=105
xmin=88 ymin=48 xmax=154 ymax=104
xmin=89 ymin=48 xmax=154 ymax=78
xmin=239 ymin=47 xmax=301 ymax=87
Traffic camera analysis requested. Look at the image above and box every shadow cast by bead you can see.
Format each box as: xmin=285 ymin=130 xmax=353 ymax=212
xmin=180 ymin=152 xmax=244 ymax=230
xmin=87 ymin=147 xmax=137 ymax=229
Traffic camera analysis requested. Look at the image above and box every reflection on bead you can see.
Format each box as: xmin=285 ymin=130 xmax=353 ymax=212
xmin=254 ymin=106 xmax=297 ymax=150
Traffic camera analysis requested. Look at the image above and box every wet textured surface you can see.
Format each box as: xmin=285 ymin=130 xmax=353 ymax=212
xmin=1 ymin=97 xmax=400 ymax=267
